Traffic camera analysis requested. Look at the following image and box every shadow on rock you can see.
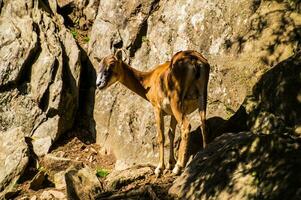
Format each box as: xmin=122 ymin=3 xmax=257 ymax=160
xmin=170 ymin=132 xmax=301 ymax=200
xmin=220 ymin=51 xmax=301 ymax=136
xmin=170 ymin=51 xmax=301 ymax=200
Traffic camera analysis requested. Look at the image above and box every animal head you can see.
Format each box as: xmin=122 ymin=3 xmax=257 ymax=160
xmin=95 ymin=49 xmax=126 ymax=89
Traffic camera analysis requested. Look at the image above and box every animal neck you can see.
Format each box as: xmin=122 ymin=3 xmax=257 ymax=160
xmin=119 ymin=62 xmax=149 ymax=101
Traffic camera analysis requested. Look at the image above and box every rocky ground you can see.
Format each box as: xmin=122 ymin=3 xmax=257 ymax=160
xmin=1 ymin=0 xmax=301 ymax=199
xmin=10 ymin=130 xmax=176 ymax=200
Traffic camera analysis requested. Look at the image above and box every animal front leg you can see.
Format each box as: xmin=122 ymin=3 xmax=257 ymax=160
xmin=166 ymin=116 xmax=177 ymax=170
xmin=154 ymin=108 xmax=165 ymax=177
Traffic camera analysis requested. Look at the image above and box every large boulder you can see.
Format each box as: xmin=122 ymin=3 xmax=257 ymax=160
xmin=0 ymin=128 xmax=28 ymax=198
xmin=89 ymin=0 xmax=301 ymax=169
xmin=0 ymin=0 xmax=81 ymax=156
xmin=169 ymin=132 xmax=301 ymax=199
xmin=65 ymin=166 xmax=102 ymax=200
xmin=222 ymin=51 xmax=301 ymax=135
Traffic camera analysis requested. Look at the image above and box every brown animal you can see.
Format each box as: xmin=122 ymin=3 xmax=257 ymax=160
xmin=95 ymin=50 xmax=210 ymax=176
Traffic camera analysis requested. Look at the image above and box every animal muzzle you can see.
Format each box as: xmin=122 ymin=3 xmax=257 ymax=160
xmin=96 ymin=72 xmax=108 ymax=89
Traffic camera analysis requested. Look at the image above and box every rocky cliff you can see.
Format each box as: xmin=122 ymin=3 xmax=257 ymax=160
xmin=0 ymin=0 xmax=81 ymax=196
xmin=0 ymin=0 xmax=300 ymax=199
xmin=89 ymin=0 xmax=301 ymax=169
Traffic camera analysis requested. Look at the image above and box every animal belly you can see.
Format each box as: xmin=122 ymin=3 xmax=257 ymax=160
xmin=160 ymin=98 xmax=198 ymax=115
xmin=161 ymin=98 xmax=173 ymax=115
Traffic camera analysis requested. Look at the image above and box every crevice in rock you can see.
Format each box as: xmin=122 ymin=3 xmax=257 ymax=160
xmin=0 ymin=0 xmax=3 ymax=15
xmin=127 ymin=0 xmax=160 ymax=58
xmin=0 ymin=21 xmax=40 ymax=93
xmin=39 ymin=86 xmax=50 ymax=113
xmin=16 ymin=22 xmax=42 ymax=93
xmin=56 ymin=0 xmax=99 ymax=47
xmin=17 ymin=137 xmax=39 ymax=184
xmin=149 ymin=0 xmax=160 ymax=15
xmin=112 ymin=39 xmax=123 ymax=50
xmin=128 ymin=19 xmax=148 ymax=58
xmin=38 ymin=57 xmax=59 ymax=114
xmin=37 ymin=0 xmax=54 ymax=15
xmin=57 ymin=3 xmax=75 ymax=28
xmin=73 ymin=45 xmax=96 ymax=141
xmin=0 ymin=82 xmax=16 ymax=93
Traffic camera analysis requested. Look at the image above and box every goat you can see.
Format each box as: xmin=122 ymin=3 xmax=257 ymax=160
xmin=95 ymin=50 xmax=210 ymax=176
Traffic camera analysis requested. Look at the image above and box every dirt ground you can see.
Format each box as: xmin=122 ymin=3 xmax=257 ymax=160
xmin=11 ymin=130 xmax=176 ymax=200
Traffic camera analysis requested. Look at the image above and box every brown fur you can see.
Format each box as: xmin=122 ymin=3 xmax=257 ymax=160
xmin=96 ymin=50 xmax=210 ymax=175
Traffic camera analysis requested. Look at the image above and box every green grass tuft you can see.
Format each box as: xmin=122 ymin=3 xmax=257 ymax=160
xmin=83 ymin=36 xmax=90 ymax=43
xmin=70 ymin=29 xmax=78 ymax=39
xmin=96 ymin=168 xmax=109 ymax=178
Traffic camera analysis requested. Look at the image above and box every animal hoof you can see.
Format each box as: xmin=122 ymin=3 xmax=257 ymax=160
xmin=155 ymin=166 xmax=164 ymax=177
xmin=172 ymin=165 xmax=182 ymax=175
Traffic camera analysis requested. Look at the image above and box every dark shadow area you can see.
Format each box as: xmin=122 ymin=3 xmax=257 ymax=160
xmin=128 ymin=18 xmax=148 ymax=58
xmin=50 ymin=44 xmax=96 ymax=152
xmin=223 ymin=51 xmax=301 ymax=135
xmin=250 ymin=51 xmax=301 ymax=128
xmin=75 ymin=45 xmax=97 ymax=141
xmin=178 ymin=132 xmax=301 ymax=200
xmin=17 ymin=137 xmax=39 ymax=185
xmin=187 ymin=112 xmax=249 ymax=159
xmin=57 ymin=3 xmax=76 ymax=28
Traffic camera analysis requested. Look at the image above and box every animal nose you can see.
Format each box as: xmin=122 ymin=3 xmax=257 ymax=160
xmin=96 ymin=75 xmax=102 ymax=87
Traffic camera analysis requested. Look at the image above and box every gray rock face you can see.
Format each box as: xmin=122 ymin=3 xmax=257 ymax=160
xmin=223 ymin=51 xmax=301 ymax=136
xmin=89 ymin=0 xmax=301 ymax=169
xmin=169 ymin=132 xmax=301 ymax=200
xmin=105 ymin=166 xmax=154 ymax=191
xmin=65 ymin=166 xmax=102 ymax=200
xmin=57 ymin=0 xmax=99 ymax=30
xmin=0 ymin=127 xmax=28 ymax=198
xmin=0 ymin=0 xmax=80 ymax=157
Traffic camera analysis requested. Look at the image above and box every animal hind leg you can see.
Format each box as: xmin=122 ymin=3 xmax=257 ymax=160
xmin=154 ymin=108 xmax=165 ymax=177
xmin=198 ymin=82 xmax=208 ymax=148
xmin=170 ymin=94 xmax=191 ymax=175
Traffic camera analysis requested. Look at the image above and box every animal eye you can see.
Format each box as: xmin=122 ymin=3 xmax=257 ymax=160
xmin=105 ymin=68 xmax=112 ymax=75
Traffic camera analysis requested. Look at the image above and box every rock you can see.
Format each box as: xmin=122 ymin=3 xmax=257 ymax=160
xmin=105 ymin=165 xmax=154 ymax=191
xmin=0 ymin=127 xmax=28 ymax=198
xmin=0 ymin=16 xmax=37 ymax=86
xmin=41 ymin=154 xmax=83 ymax=177
xmin=169 ymin=132 xmax=301 ymax=199
xmin=223 ymin=51 xmax=301 ymax=135
xmin=57 ymin=0 xmax=99 ymax=30
xmin=98 ymin=185 xmax=160 ymax=200
xmin=89 ymin=0 xmax=301 ymax=169
xmin=57 ymin=0 xmax=74 ymax=8
xmin=0 ymin=0 xmax=81 ymax=157
xmin=53 ymin=171 xmax=67 ymax=190
xmin=65 ymin=166 xmax=102 ymax=200
xmin=30 ymin=195 xmax=37 ymax=200
xmin=29 ymin=171 xmax=47 ymax=191
xmin=40 ymin=190 xmax=66 ymax=200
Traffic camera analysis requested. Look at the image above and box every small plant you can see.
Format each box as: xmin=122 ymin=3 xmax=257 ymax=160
xmin=83 ymin=36 xmax=90 ymax=43
xmin=142 ymin=36 xmax=149 ymax=43
xmin=70 ymin=29 xmax=78 ymax=39
xmin=96 ymin=168 xmax=109 ymax=178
